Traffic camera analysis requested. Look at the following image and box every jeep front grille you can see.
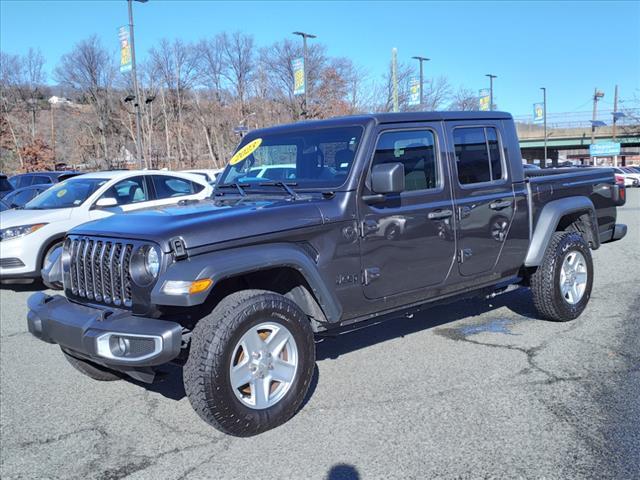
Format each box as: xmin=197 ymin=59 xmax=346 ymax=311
xmin=66 ymin=237 xmax=134 ymax=307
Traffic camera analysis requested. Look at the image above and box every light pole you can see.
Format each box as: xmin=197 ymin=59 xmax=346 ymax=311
xmin=292 ymin=31 xmax=316 ymax=117
xmin=128 ymin=0 xmax=147 ymax=169
xmin=411 ymin=56 xmax=430 ymax=107
xmin=540 ymin=87 xmax=547 ymax=167
xmin=486 ymin=74 xmax=497 ymax=111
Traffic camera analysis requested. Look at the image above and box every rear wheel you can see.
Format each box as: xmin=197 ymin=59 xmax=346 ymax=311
xmin=184 ymin=290 xmax=315 ymax=436
xmin=530 ymin=232 xmax=593 ymax=322
xmin=62 ymin=349 xmax=121 ymax=381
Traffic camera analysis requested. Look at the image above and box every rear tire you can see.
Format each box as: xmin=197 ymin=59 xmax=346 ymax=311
xmin=184 ymin=289 xmax=315 ymax=437
xmin=62 ymin=349 xmax=122 ymax=381
xmin=530 ymin=232 xmax=593 ymax=322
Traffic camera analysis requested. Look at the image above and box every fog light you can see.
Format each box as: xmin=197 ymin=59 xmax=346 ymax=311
xmin=96 ymin=333 xmax=163 ymax=361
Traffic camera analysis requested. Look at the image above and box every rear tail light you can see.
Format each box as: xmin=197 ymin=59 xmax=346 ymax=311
xmin=614 ymin=174 xmax=625 ymax=186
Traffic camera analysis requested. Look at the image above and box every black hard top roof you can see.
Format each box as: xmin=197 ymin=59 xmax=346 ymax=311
xmin=249 ymin=111 xmax=513 ymax=136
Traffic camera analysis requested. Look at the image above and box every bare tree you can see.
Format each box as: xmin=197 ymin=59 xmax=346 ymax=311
xmin=422 ymin=75 xmax=452 ymax=111
xmin=221 ymin=32 xmax=255 ymax=114
xmin=149 ymin=38 xmax=200 ymax=165
xmin=449 ymin=87 xmax=479 ymax=111
xmin=54 ymin=36 xmax=116 ymax=165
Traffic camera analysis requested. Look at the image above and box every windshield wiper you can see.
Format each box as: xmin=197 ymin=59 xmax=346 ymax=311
xmin=258 ymin=181 xmax=300 ymax=200
xmin=215 ymin=182 xmax=249 ymax=197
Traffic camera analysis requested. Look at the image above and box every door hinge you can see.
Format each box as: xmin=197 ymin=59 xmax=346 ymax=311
xmin=360 ymin=219 xmax=379 ymax=237
xmin=457 ymin=248 xmax=472 ymax=263
xmin=363 ymin=267 xmax=381 ymax=285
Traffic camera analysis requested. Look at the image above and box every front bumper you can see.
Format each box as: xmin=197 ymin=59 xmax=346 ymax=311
xmin=27 ymin=292 xmax=183 ymax=370
xmin=0 ymin=237 xmax=38 ymax=279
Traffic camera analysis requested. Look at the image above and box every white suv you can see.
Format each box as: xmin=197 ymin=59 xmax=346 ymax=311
xmin=0 ymin=170 xmax=212 ymax=282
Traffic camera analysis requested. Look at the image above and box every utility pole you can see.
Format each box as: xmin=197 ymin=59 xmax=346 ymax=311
xmin=392 ymin=48 xmax=398 ymax=112
xmin=293 ymin=31 xmax=316 ymax=118
xmin=540 ymin=87 xmax=548 ymax=167
xmin=590 ymin=87 xmax=605 ymax=165
xmin=128 ymin=0 xmax=146 ymax=169
xmin=612 ymin=85 xmax=619 ymax=167
xmin=411 ymin=56 xmax=430 ymax=107
xmin=486 ymin=74 xmax=497 ymax=111
xmin=50 ymin=105 xmax=55 ymax=160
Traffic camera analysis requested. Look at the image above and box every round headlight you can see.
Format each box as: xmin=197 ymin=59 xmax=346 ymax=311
xmin=145 ymin=247 xmax=160 ymax=278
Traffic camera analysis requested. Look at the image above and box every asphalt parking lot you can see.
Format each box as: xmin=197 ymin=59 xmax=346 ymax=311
xmin=1 ymin=190 xmax=638 ymax=480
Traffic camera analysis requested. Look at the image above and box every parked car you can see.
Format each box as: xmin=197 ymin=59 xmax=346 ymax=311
xmin=1 ymin=170 xmax=212 ymax=283
xmin=182 ymin=169 xmax=224 ymax=185
xmin=0 ymin=174 xmax=14 ymax=198
xmin=248 ymin=163 xmax=297 ymax=180
xmin=619 ymin=167 xmax=640 ymax=185
xmin=522 ymin=163 xmax=541 ymax=170
xmin=2 ymin=184 xmax=51 ymax=209
xmin=27 ymin=111 xmax=626 ymax=437
xmin=612 ymin=167 xmax=640 ymax=187
xmin=9 ymin=170 xmax=81 ymax=189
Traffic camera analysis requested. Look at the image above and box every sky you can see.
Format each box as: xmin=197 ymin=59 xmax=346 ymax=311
xmin=1 ymin=0 xmax=639 ymax=118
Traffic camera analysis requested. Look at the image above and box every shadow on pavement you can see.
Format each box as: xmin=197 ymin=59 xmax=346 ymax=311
xmin=316 ymin=288 xmax=539 ymax=361
xmin=326 ymin=464 xmax=360 ymax=480
xmin=0 ymin=280 xmax=45 ymax=292
xmin=134 ymin=288 xmax=539 ymax=402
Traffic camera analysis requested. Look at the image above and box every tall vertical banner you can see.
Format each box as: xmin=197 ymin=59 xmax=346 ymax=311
xmin=533 ymin=102 xmax=544 ymax=123
xmin=292 ymin=57 xmax=305 ymax=96
xmin=408 ymin=77 xmax=421 ymax=106
xmin=478 ymin=89 xmax=490 ymax=111
xmin=118 ymin=26 xmax=132 ymax=73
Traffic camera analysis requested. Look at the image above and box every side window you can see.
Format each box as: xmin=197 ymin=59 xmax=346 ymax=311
xmin=32 ymin=175 xmax=52 ymax=185
xmin=12 ymin=175 xmax=29 ymax=188
xmin=372 ymin=130 xmax=439 ymax=192
xmin=152 ymin=175 xmax=202 ymax=199
xmin=101 ymin=176 xmax=149 ymax=205
xmin=454 ymin=127 xmax=503 ymax=185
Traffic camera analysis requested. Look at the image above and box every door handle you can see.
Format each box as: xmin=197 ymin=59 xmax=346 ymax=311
xmin=489 ymin=200 xmax=512 ymax=210
xmin=428 ymin=209 xmax=453 ymax=220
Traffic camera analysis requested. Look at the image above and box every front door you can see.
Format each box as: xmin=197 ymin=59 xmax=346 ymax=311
xmin=359 ymin=123 xmax=456 ymax=300
xmin=447 ymin=123 xmax=515 ymax=276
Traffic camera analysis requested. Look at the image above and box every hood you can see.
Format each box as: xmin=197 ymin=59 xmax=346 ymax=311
xmin=0 ymin=207 xmax=73 ymax=229
xmin=71 ymin=197 xmax=325 ymax=252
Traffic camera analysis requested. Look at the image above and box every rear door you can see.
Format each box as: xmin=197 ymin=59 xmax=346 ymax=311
xmin=359 ymin=122 xmax=456 ymax=299
xmin=446 ymin=123 xmax=515 ymax=276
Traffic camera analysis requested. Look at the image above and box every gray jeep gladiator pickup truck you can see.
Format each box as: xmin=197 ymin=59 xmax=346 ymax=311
xmin=27 ymin=111 xmax=627 ymax=436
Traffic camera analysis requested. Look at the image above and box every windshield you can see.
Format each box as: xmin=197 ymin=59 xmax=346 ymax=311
xmin=218 ymin=126 xmax=363 ymax=190
xmin=24 ymin=177 xmax=108 ymax=210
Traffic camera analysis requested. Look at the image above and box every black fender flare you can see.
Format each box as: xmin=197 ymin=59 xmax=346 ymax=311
xmin=150 ymin=243 xmax=342 ymax=323
xmin=525 ymin=196 xmax=598 ymax=267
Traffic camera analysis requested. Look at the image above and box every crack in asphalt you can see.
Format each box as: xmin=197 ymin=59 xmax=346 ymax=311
xmin=17 ymin=426 xmax=108 ymax=448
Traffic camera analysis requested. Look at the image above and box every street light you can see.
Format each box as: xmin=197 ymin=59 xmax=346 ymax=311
xmin=292 ymin=31 xmax=316 ymax=117
xmin=411 ymin=56 xmax=430 ymax=107
xmin=485 ymin=74 xmax=497 ymax=111
xmin=127 ymin=0 xmax=148 ymax=169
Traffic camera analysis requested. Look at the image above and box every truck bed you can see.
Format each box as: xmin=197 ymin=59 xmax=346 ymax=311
xmin=526 ymin=167 xmax=618 ymax=245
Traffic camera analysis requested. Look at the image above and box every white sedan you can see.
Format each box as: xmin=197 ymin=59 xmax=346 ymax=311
xmin=0 ymin=170 xmax=212 ymax=282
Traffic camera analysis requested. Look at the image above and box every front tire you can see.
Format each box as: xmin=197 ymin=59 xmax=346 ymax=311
xmin=183 ymin=290 xmax=315 ymax=436
xmin=530 ymin=232 xmax=593 ymax=322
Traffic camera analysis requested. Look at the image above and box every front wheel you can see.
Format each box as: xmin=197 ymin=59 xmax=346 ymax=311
xmin=530 ymin=232 xmax=593 ymax=322
xmin=183 ymin=290 xmax=315 ymax=436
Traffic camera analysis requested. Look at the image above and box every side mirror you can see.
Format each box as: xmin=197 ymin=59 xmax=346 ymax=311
xmin=371 ymin=162 xmax=405 ymax=194
xmin=93 ymin=197 xmax=118 ymax=209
